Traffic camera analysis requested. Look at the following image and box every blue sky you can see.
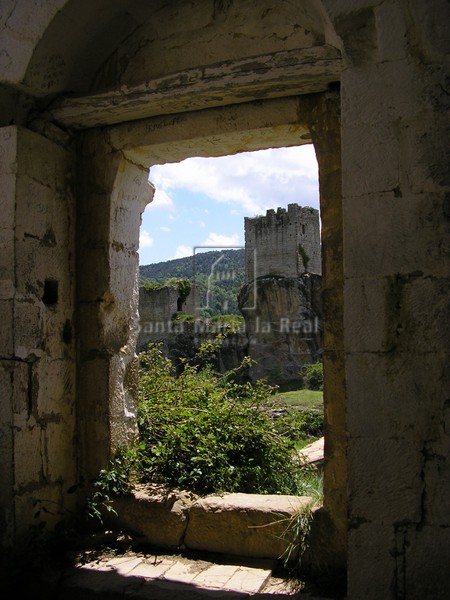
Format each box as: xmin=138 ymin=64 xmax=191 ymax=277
xmin=139 ymin=144 xmax=319 ymax=266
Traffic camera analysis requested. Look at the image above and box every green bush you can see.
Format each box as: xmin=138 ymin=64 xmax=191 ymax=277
xmin=275 ymin=408 xmax=323 ymax=442
xmin=136 ymin=341 xmax=315 ymax=496
xmin=301 ymin=362 xmax=323 ymax=391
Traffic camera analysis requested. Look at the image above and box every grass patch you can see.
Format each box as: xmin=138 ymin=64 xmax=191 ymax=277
xmin=272 ymin=388 xmax=323 ymax=411
xmin=294 ymin=438 xmax=318 ymax=451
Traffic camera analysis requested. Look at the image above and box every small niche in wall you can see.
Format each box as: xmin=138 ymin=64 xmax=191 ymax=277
xmin=42 ymin=279 xmax=58 ymax=306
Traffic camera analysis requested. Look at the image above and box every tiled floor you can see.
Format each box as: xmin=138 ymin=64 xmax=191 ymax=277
xmin=55 ymin=550 xmax=334 ymax=599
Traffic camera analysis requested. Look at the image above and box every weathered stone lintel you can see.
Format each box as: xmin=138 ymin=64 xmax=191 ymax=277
xmin=49 ymin=45 xmax=342 ymax=129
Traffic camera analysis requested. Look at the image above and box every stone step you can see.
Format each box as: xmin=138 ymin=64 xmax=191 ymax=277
xmin=55 ymin=551 xmax=293 ymax=599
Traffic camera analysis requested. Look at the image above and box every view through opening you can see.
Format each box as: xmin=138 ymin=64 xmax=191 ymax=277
xmin=136 ymin=145 xmax=324 ymax=501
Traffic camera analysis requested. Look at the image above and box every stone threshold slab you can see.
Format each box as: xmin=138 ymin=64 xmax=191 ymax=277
xmin=107 ymin=487 xmax=315 ymax=560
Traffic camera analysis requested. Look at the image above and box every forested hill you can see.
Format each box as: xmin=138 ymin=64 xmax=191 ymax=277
xmin=139 ymin=248 xmax=245 ymax=282
xmin=139 ymin=248 xmax=246 ymax=316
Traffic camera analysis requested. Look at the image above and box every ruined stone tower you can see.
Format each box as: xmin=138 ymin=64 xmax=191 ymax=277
xmin=244 ymin=204 xmax=321 ymax=281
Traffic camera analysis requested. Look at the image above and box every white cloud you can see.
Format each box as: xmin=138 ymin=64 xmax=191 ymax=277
xmin=139 ymin=229 xmax=153 ymax=248
xmin=160 ymin=226 xmax=171 ymax=232
xmin=149 ymin=145 xmax=319 ymax=217
xmin=172 ymin=245 xmax=193 ymax=259
xmin=201 ymin=232 xmax=241 ymax=247
xmin=145 ymin=187 xmax=174 ymax=210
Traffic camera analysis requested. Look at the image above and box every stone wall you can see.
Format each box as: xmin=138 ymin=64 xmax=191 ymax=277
xmin=0 ymin=126 xmax=77 ymax=546
xmin=138 ymin=285 xmax=183 ymax=353
xmin=1 ymin=1 xmax=449 ymax=597
xmin=334 ymin=2 xmax=450 ymax=595
xmin=244 ymin=204 xmax=321 ymax=281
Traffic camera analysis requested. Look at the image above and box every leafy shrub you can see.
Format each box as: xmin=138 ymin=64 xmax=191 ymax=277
xmin=275 ymin=408 xmax=323 ymax=441
xmin=85 ymin=449 xmax=138 ymax=522
xmin=136 ymin=341 xmax=314 ymax=496
xmin=301 ymin=362 xmax=323 ymax=391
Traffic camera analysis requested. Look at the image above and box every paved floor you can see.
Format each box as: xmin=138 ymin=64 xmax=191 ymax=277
xmin=4 ymin=525 xmax=342 ymax=600
xmin=52 ymin=549 xmax=337 ymax=599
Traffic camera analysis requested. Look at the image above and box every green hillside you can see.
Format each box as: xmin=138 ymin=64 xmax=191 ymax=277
xmin=139 ymin=249 xmax=246 ymax=316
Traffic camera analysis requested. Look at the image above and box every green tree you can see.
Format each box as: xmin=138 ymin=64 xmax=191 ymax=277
xmin=301 ymin=362 xmax=323 ymax=391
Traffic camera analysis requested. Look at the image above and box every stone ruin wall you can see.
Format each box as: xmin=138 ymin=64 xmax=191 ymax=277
xmin=138 ymin=285 xmax=181 ymax=352
xmin=244 ymin=204 xmax=321 ymax=282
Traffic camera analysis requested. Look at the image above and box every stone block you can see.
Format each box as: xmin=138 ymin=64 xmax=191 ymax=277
xmin=345 ymin=274 xmax=449 ymax=356
xmin=0 ymin=418 xmax=13 ymax=537
xmin=404 ymin=526 xmax=450 ymax=599
xmin=109 ymin=354 xmax=137 ymax=421
xmin=0 ymin=173 xmax=16 ymax=231
xmin=405 ymin=0 xmax=450 ymax=61
xmin=15 ymin=175 xmax=55 ymax=240
xmin=184 ymin=493 xmax=313 ymax=559
xmin=341 ymin=122 xmax=400 ymax=198
xmin=341 ymin=61 xmax=421 ymax=127
xmin=36 ymin=358 xmax=75 ymax=418
xmin=13 ymin=300 xmax=43 ymax=358
xmin=77 ymin=357 xmax=110 ymax=422
xmin=344 ymin=193 xmax=449 ymax=278
xmin=0 ymin=229 xmax=15 ymax=281
xmin=348 ymin=437 xmax=422 ymax=524
xmin=422 ymin=435 xmax=450 ymax=525
xmin=14 ymin=483 xmax=67 ymax=538
xmin=0 ymin=361 xmax=14 ymax=424
xmin=44 ymin=419 xmax=77 ymax=484
xmin=375 ymin=0 xmax=408 ymax=62
xmin=76 ymin=244 xmax=110 ymax=303
xmin=344 ymin=277 xmax=386 ymax=353
xmin=0 ymin=300 xmax=13 ymax=356
xmin=109 ymin=485 xmax=196 ymax=549
xmin=11 ymin=359 xmax=29 ymax=416
xmin=0 ymin=126 xmax=17 ymax=174
xmin=348 ymin=522 xmax=396 ymax=600
xmin=17 ymin=126 xmax=70 ymax=191
xmin=346 ymin=352 xmax=446 ymax=439
xmin=13 ymin=421 xmax=42 ymax=488
xmin=110 ymin=166 xmax=147 ymax=248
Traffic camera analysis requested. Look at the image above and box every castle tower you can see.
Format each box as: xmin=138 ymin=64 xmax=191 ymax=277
xmin=244 ymin=204 xmax=321 ymax=281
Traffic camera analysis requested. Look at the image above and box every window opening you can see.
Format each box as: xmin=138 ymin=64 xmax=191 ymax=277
xmin=136 ymin=145 xmax=324 ymax=500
